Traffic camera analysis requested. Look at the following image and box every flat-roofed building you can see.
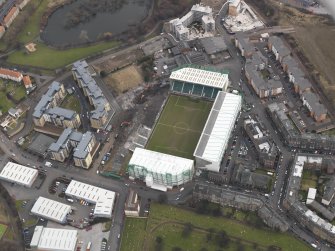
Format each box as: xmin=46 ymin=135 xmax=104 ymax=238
xmin=30 ymin=226 xmax=78 ymax=251
xmin=31 ymin=197 xmax=72 ymax=223
xmin=0 ymin=162 xmax=38 ymax=187
xmin=65 ymin=180 xmax=116 ymax=218
xmin=128 ymin=148 xmax=194 ymax=191
xmin=170 ymin=65 xmax=229 ymax=100
xmin=194 ymin=91 xmax=242 ymax=172
xmin=125 ymin=189 xmax=140 ymax=217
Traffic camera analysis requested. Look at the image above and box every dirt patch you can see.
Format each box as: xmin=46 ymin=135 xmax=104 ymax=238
xmin=93 ymin=49 xmax=143 ymax=74
xmin=103 ymin=65 xmax=143 ymax=94
xmin=201 ymin=0 xmax=227 ymax=14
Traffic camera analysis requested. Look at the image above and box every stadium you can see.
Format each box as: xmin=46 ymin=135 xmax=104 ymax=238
xmin=128 ymin=65 xmax=241 ymax=190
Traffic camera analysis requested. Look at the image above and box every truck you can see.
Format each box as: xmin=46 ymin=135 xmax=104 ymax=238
xmin=45 ymin=162 xmax=52 ymax=167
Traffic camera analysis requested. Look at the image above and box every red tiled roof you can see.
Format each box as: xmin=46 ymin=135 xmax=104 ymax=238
xmin=0 ymin=68 xmax=22 ymax=79
xmin=0 ymin=26 xmax=4 ymax=32
xmin=3 ymin=7 xmax=18 ymax=25
xmin=23 ymin=75 xmax=32 ymax=86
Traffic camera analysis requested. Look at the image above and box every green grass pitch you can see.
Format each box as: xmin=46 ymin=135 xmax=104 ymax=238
xmin=146 ymin=94 xmax=212 ymax=159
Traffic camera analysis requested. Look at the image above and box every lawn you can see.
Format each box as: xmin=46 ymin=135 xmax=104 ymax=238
xmin=7 ymin=41 xmax=120 ymax=70
xmin=146 ymin=95 xmax=212 ymax=159
xmin=0 ymin=80 xmax=27 ymax=113
xmin=120 ymin=218 xmax=147 ymax=251
xmin=0 ymin=223 xmax=7 ymax=240
xmin=120 ymin=203 xmax=313 ymax=251
xmin=17 ymin=0 xmax=46 ymax=44
xmin=60 ymin=94 xmax=81 ymax=114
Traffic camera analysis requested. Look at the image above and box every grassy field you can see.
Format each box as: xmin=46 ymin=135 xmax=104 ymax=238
xmin=7 ymin=41 xmax=120 ymax=70
xmin=17 ymin=0 xmax=46 ymax=44
xmin=60 ymin=94 xmax=81 ymax=114
xmin=121 ymin=218 xmax=147 ymax=251
xmin=104 ymin=65 xmax=143 ymax=94
xmin=0 ymin=223 xmax=7 ymax=240
xmin=146 ymin=95 xmax=212 ymax=159
xmin=120 ymin=204 xmax=312 ymax=251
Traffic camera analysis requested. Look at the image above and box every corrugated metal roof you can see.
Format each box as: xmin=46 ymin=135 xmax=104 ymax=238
xmin=0 ymin=162 xmax=38 ymax=187
xmin=194 ymin=91 xmax=241 ymax=163
xmin=31 ymin=226 xmax=77 ymax=251
xmin=170 ymin=67 xmax=228 ymax=89
xmin=31 ymin=197 xmax=71 ymax=223
xmin=129 ymin=148 xmax=193 ymax=175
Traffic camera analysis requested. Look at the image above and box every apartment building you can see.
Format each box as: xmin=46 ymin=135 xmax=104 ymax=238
xmin=169 ymin=4 xmax=215 ymax=41
xmin=33 ymin=81 xmax=81 ymax=128
xmin=235 ymin=32 xmax=254 ymax=58
xmin=48 ymin=128 xmax=97 ymax=169
xmin=72 ymin=60 xmax=111 ymax=129
xmin=268 ymin=36 xmax=291 ymax=63
xmin=301 ymin=91 xmax=328 ymax=122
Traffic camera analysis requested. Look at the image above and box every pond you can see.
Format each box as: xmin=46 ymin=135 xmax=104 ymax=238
xmin=41 ymin=0 xmax=152 ymax=47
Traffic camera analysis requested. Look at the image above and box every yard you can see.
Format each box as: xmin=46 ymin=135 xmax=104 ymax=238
xmin=0 ymin=80 xmax=26 ymax=113
xmin=60 ymin=94 xmax=81 ymax=114
xmin=103 ymin=65 xmax=143 ymax=94
xmin=301 ymin=170 xmax=318 ymax=191
xmin=146 ymin=95 xmax=212 ymax=159
xmin=120 ymin=204 xmax=313 ymax=251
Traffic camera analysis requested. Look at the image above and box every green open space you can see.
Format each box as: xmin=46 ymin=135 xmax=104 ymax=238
xmin=146 ymin=95 xmax=212 ymax=159
xmin=301 ymin=170 xmax=318 ymax=191
xmin=0 ymin=223 xmax=7 ymax=240
xmin=120 ymin=203 xmax=313 ymax=251
xmin=60 ymin=94 xmax=81 ymax=114
xmin=121 ymin=218 xmax=147 ymax=251
xmin=17 ymin=0 xmax=47 ymax=44
xmin=7 ymin=40 xmax=120 ymax=70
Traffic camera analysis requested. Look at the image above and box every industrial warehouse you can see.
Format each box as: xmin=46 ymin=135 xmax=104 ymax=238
xmin=30 ymin=197 xmax=72 ymax=224
xmin=65 ymin=180 xmax=116 ymax=218
xmin=30 ymin=226 xmax=78 ymax=251
xmin=0 ymin=162 xmax=38 ymax=187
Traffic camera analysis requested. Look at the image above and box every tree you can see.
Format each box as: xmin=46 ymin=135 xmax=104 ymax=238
xmin=215 ymin=230 xmax=230 ymax=248
xmin=182 ymin=223 xmax=193 ymax=238
xmin=155 ymin=236 xmax=164 ymax=251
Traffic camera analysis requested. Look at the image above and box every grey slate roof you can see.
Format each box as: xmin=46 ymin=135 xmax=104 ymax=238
xmin=48 ymin=128 xmax=76 ymax=152
xmin=72 ymin=60 xmax=110 ymax=121
xmin=302 ymin=92 xmax=328 ymax=117
xmin=269 ymin=36 xmax=290 ymax=57
xmin=73 ymin=131 xmax=93 ymax=159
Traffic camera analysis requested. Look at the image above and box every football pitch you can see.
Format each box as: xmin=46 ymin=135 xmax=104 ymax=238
xmin=146 ymin=95 xmax=212 ymax=159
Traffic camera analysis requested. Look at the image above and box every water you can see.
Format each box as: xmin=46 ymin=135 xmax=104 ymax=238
xmin=41 ymin=0 xmax=151 ymax=47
